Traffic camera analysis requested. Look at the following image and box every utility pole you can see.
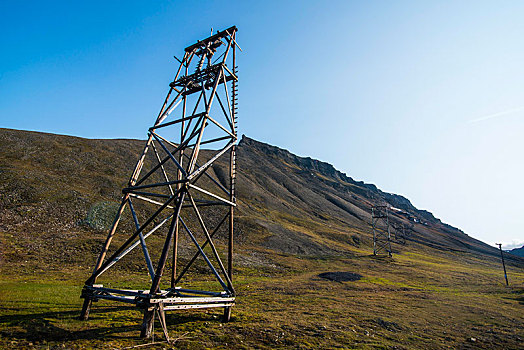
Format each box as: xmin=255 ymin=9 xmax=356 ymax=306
xmin=496 ymin=243 xmax=509 ymax=286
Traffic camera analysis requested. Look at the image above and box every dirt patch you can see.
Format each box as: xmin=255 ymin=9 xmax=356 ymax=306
xmin=318 ymin=272 xmax=362 ymax=282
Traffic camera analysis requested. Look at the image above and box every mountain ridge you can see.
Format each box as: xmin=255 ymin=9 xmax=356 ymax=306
xmin=509 ymin=245 xmax=524 ymax=257
xmin=238 ymin=135 xmax=460 ymax=231
xmin=0 ymin=127 xmax=520 ymax=264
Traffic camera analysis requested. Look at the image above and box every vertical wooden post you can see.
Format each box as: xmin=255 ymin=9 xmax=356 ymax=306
xmin=223 ymin=145 xmax=236 ymax=323
xmin=372 ymin=207 xmax=377 ymax=255
xmin=228 ymin=145 xmax=235 ymax=288
xmin=386 ymin=207 xmax=392 ymax=258
xmin=228 ymin=40 xmax=236 ymax=289
xmin=170 ymin=219 xmax=179 ymax=289
xmin=224 ymin=39 xmax=237 ymax=323
xmin=496 ymin=243 xmax=509 ymax=286
xmin=79 ymin=298 xmax=92 ymax=321
xmin=140 ymin=307 xmax=155 ymax=338
xmin=171 ymin=62 xmax=189 ymax=289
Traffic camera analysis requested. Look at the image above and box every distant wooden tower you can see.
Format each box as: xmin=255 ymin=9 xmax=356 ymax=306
xmin=80 ymin=26 xmax=239 ymax=339
xmin=371 ymin=205 xmax=392 ymax=257
xmin=391 ymin=221 xmax=413 ymax=245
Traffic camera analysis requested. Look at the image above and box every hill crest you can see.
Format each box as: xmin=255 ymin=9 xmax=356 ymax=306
xmin=0 ymin=127 xmax=520 ymax=264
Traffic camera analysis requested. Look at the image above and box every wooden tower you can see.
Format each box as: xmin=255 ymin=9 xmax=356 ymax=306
xmin=80 ymin=26 xmax=239 ymax=339
xmin=371 ymin=205 xmax=392 ymax=257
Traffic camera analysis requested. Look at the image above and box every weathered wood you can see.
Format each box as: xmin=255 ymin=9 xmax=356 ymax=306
xmin=186 ymin=135 xmax=234 ymax=149
xmin=133 ymin=123 xmax=203 ymax=187
xmin=79 ymin=298 xmax=92 ymax=321
xmin=149 ymin=296 xmax=235 ymax=304
xmin=170 ymin=287 xmax=226 ymax=297
xmin=206 ymin=114 xmax=236 ymax=138
xmin=96 ymin=213 xmax=172 ymax=277
xmin=88 ymin=195 xmax=129 ymax=282
xmin=150 ymin=140 xmax=175 ymax=196
xmin=149 ymin=192 xmax=186 ymax=294
xmin=123 ymin=179 xmax=187 ymax=193
xmin=228 ymin=145 xmax=236 ymax=291
xmin=187 ymin=192 xmax=234 ymax=294
xmin=371 ymin=205 xmax=393 ymax=257
xmin=128 ymin=198 xmax=155 ymax=280
xmin=84 ymin=286 xmax=149 ymax=297
xmin=188 ymin=183 xmax=236 ymax=207
xmin=184 ymin=26 xmax=237 ymax=52
xmin=174 ymin=212 xmax=229 ymax=285
xmin=81 ymin=26 xmax=239 ymax=339
xmin=215 ymin=93 xmax=234 ymax=130
xmin=223 ymin=306 xmax=232 ymax=322
xmin=179 ymin=217 xmax=229 ymax=291
xmin=87 ymin=191 xmax=179 ymax=284
xmin=127 ymin=191 xmax=171 ymax=199
xmin=156 ymin=304 xmax=170 ymax=341
xmin=163 ymin=302 xmax=234 ymax=311
xmin=150 ymin=112 xmax=206 ymax=131
xmin=140 ymin=309 xmax=155 ymax=338
xmin=151 ymin=133 xmax=187 ymax=177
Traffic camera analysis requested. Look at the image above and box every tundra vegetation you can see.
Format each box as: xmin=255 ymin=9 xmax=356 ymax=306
xmin=0 ymin=128 xmax=523 ymax=349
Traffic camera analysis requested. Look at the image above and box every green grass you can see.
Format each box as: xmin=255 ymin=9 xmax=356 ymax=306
xmin=1 ymin=246 xmax=523 ymax=349
xmin=1 ymin=128 xmax=523 ymax=348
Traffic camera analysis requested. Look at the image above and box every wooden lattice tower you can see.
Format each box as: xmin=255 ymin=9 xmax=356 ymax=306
xmin=391 ymin=222 xmax=413 ymax=245
xmin=371 ymin=205 xmax=392 ymax=257
xmin=80 ymin=26 xmax=240 ymax=339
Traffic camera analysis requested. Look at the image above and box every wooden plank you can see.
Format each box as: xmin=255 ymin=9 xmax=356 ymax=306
xmin=188 ymin=183 xmax=236 ymax=207
xmin=150 ymin=112 xmax=206 ymax=131
xmin=150 ymin=296 xmax=235 ymax=304
xmin=184 ymin=26 xmax=237 ymax=52
xmin=163 ymin=303 xmax=234 ymax=311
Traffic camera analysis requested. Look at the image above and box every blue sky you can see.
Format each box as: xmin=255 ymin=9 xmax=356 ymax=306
xmin=1 ymin=1 xmax=523 ymax=249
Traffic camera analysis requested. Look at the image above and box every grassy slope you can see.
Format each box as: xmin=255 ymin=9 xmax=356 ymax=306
xmin=0 ymin=128 xmax=523 ymax=349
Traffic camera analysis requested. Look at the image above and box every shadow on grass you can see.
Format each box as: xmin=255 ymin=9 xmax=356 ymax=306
xmin=0 ymin=306 xmax=136 ymax=342
xmin=0 ymin=305 xmax=219 ymax=342
xmin=515 ymin=288 xmax=524 ymax=305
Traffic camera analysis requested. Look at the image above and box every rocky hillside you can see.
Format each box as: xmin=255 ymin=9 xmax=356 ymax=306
xmin=236 ymin=135 xmax=518 ymax=261
xmin=0 ymin=127 xmax=522 ymax=269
